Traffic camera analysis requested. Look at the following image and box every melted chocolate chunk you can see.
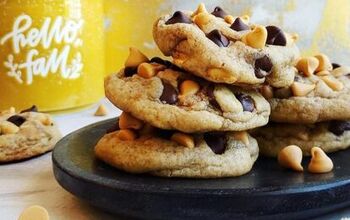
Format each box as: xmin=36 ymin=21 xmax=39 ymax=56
xmin=160 ymin=81 xmax=178 ymax=104
xmin=204 ymin=132 xmax=227 ymax=154
xmin=20 ymin=105 xmax=38 ymax=113
xmin=150 ymin=57 xmax=172 ymax=67
xmin=332 ymin=63 xmax=341 ymax=70
xmin=7 ymin=115 xmax=26 ymax=127
xmin=328 ymin=121 xmax=350 ymax=136
xmin=206 ymin=30 xmax=229 ymax=47
xmin=211 ymin=6 xmax=227 ymax=18
xmin=124 ymin=66 xmax=138 ymax=77
xmin=266 ymin=26 xmax=287 ymax=46
xmin=230 ymin=17 xmax=250 ymax=31
xmin=206 ymin=85 xmax=220 ymax=109
xmin=254 ymin=56 xmax=273 ymax=78
xmin=165 ymin=11 xmax=192 ymax=25
xmin=235 ymin=93 xmax=255 ymax=112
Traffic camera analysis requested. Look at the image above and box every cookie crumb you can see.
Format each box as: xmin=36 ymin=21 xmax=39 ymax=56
xmin=18 ymin=205 xmax=50 ymax=220
xmin=94 ymin=104 xmax=108 ymax=116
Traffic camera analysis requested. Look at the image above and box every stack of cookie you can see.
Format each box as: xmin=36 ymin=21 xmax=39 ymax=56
xmin=253 ymin=54 xmax=350 ymax=157
xmin=95 ymin=4 xmax=301 ymax=178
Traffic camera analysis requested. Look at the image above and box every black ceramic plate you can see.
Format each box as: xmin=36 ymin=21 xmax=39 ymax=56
xmin=52 ymin=118 xmax=350 ymax=220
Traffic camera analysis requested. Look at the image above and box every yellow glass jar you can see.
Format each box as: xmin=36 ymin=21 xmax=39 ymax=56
xmin=0 ymin=0 xmax=105 ymax=111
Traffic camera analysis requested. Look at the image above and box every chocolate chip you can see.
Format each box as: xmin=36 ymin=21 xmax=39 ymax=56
xmin=211 ymin=6 xmax=227 ymax=18
xmin=235 ymin=93 xmax=255 ymax=112
xmin=294 ymin=76 xmax=302 ymax=82
xmin=7 ymin=115 xmax=26 ymax=127
xmin=165 ymin=11 xmax=192 ymax=25
xmin=20 ymin=105 xmax=38 ymax=113
xmin=160 ymin=81 xmax=178 ymax=104
xmin=328 ymin=121 xmax=350 ymax=136
xmin=266 ymin=26 xmax=287 ymax=46
xmin=206 ymin=30 xmax=229 ymax=47
xmin=204 ymin=132 xmax=227 ymax=154
xmin=230 ymin=17 xmax=250 ymax=31
xmin=124 ymin=66 xmax=138 ymax=77
xmin=150 ymin=57 xmax=172 ymax=67
xmin=332 ymin=63 xmax=341 ymax=70
xmin=254 ymin=56 xmax=273 ymax=78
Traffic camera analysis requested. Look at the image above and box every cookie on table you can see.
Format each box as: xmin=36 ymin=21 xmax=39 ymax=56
xmin=95 ymin=115 xmax=258 ymax=178
xmin=0 ymin=106 xmax=61 ymax=163
xmin=265 ymin=54 xmax=350 ymax=123
xmin=252 ymin=121 xmax=350 ymax=157
xmin=153 ymin=4 xmax=300 ymax=87
xmin=105 ymin=48 xmax=270 ymax=133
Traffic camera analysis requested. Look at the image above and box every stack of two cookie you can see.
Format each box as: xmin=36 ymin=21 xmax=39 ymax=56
xmin=254 ymin=54 xmax=350 ymax=157
xmin=95 ymin=4 xmax=300 ymax=178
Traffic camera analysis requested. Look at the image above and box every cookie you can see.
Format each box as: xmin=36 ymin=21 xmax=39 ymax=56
xmin=252 ymin=121 xmax=350 ymax=157
xmin=153 ymin=4 xmax=300 ymax=87
xmin=105 ymin=51 xmax=270 ymax=133
xmin=95 ymin=119 xmax=258 ymax=178
xmin=266 ymin=55 xmax=350 ymax=123
xmin=0 ymin=106 xmax=61 ymax=162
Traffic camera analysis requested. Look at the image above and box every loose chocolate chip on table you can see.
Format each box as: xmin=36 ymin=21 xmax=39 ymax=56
xmin=165 ymin=11 xmax=192 ymax=25
xmin=124 ymin=66 xmax=138 ymax=77
xmin=20 ymin=105 xmax=38 ymax=113
xmin=230 ymin=17 xmax=250 ymax=31
xmin=206 ymin=29 xmax=229 ymax=47
xmin=204 ymin=132 xmax=227 ymax=154
xmin=7 ymin=115 xmax=26 ymax=127
xmin=211 ymin=6 xmax=227 ymax=18
xmin=328 ymin=121 xmax=350 ymax=136
xmin=332 ymin=63 xmax=341 ymax=70
xmin=160 ymin=81 xmax=178 ymax=104
xmin=266 ymin=26 xmax=287 ymax=46
xmin=235 ymin=93 xmax=255 ymax=112
xmin=254 ymin=56 xmax=273 ymax=78
xmin=150 ymin=57 xmax=172 ymax=68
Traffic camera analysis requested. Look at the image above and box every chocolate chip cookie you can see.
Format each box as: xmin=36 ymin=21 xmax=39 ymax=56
xmin=153 ymin=4 xmax=300 ymax=87
xmin=105 ymin=50 xmax=270 ymax=133
xmin=252 ymin=121 xmax=350 ymax=157
xmin=95 ymin=117 xmax=258 ymax=178
xmin=266 ymin=54 xmax=350 ymax=123
xmin=0 ymin=106 xmax=61 ymax=162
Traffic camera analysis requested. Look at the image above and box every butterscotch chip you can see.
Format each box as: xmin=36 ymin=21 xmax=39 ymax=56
xmin=18 ymin=205 xmax=49 ymax=220
xmin=291 ymin=82 xmax=315 ymax=96
xmin=315 ymin=70 xmax=330 ymax=76
xmin=320 ymin=75 xmax=344 ymax=91
xmin=308 ymin=147 xmax=333 ymax=173
xmin=233 ymin=131 xmax=249 ymax=145
xmin=191 ymin=3 xmax=207 ymax=17
xmin=179 ymin=80 xmax=200 ymax=96
xmin=124 ymin=47 xmax=149 ymax=68
xmin=0 ymin=121 xmax=19 ymax=134
xmin=119 ymin=112 xmax=143 ymax=130
xmin=315 ymin=54 xmax=332 ymax=72
xmin=171 ymin=132 xmax=195 ymax=148
xmin=137 ymin=63 xmax=157 ymax=78
xmin=193 ymin=12 xmax=213 ymax=28
xmin=278 ymin=145 xmax=303 ymax=172
xmin=94 ymin=104 xmax=108 ymax=116
xmin=213 ymin=86 xmax=243 ymax=113
xmin=296 ymin=57 xmax=319 ymax=76
xmin=116 ymin=129 xmax=137 ymax=141
xmin=242 ymin=25 xmax=267 ymax=49
xmin=224 ymin=15 xmax=234 ymax=24
xmin=207 ymin=68 xmax=237 ymax=83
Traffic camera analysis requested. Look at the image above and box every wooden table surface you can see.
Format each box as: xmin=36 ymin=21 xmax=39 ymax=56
xmin=1 ymin=99 xmax=350 ymax=220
